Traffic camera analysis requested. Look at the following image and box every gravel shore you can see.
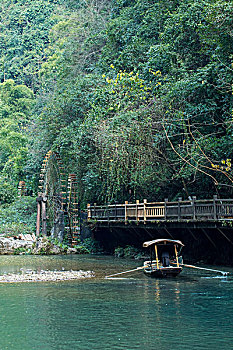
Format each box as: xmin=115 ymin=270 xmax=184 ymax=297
xmin=0 ymin=270 xmax=94 ymax=283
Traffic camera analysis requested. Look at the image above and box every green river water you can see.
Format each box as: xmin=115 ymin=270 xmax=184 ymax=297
xmin=0 ymin=255 xmax=232 ymax=350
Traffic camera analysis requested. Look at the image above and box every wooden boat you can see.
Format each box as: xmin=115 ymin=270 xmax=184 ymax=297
xmin=143 ymin=239 xmax=184 ymax=278
xmin=106 ymin=238 xmax=229 ymax=279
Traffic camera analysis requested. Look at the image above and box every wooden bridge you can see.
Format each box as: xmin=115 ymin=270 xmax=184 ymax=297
xmin=87 ymin=196 xmax=233 ymax=225
xmin=86 ymin=196 xmax=233 ymax=264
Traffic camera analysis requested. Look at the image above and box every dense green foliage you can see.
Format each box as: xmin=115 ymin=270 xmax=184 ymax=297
xmin=0 ymin=197 xmax=36 ymax=235
xmin=0 ymin=0 xmax=232 ymax=218
xmin=0 ymin=0 xmax=69 ymax=88
xmin=0 ymin=79 xmax=34 ymax=200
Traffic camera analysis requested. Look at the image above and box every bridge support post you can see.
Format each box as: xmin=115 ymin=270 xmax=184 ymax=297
xmin=136 ymin=200 xmax=139 ymax=223
xmin=164 ymin=198 xmax=168 ymax=220
xmin=125 ymin=201 xmax=128 ymax=224
xmin=213 ymin=195 xmax=217 ymax=220
xmin=87 ymin=204 xmax=91 ymax=220
xmin=192 ymin=196 xmax=196 ymax=220
xmin=114 ymin=203 xmax=117 ymax=220
xmin=143 ymin=199 xmax=147 ymax=224
xmin=178 ymin=197 xmax=182 ymax=221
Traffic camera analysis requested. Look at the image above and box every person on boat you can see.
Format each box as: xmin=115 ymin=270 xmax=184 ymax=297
xmin=161 ymin=251 xmax=170 ymax=267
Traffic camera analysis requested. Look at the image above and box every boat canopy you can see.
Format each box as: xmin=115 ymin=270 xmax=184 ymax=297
xmin=143 ymin=239 xmax=184 ymax=248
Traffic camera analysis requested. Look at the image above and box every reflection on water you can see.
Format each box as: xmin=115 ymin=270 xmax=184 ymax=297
xmin=0 ymin=255 xmax=232 ymax=350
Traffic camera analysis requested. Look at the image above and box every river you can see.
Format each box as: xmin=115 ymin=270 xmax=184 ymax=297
xmin=0 ymin=255 xmax=232 ymax=350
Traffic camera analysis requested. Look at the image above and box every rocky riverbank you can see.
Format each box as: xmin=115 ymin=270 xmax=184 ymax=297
xmin=0 ymin=269 xmax=94 ymax=283
xmin=0 ymin=234 xmax=81 ymax=255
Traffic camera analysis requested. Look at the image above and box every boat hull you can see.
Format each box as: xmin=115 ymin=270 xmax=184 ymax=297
xmin=143 ymin=266 xmax=182 ymax=278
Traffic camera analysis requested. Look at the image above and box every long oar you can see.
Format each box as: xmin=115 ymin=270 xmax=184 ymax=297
xmin=105 ymin=266 xmax=146 ymax=278
xmin=181 ymin=263 xmax=229 ymax=276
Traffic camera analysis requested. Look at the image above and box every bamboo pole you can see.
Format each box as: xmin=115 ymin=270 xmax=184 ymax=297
xmin=105 ymin=266 xmax=147 ymax=278
xmin=181 ymin=263 xmax=229 ymax=276
xmin=154 ymin=245 xmax=159 ymax=269
xmin=174 ymin=244 xmax=179 ymax=267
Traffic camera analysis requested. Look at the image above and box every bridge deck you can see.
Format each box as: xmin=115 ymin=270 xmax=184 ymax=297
xmin=87 ymin=197 xmax=233 ymax=224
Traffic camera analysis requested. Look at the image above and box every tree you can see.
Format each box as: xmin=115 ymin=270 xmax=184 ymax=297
xmin=0 ymin=80 xmax=34 ymax=194
xmin=0 ymin=0 xmax=69 ymax=89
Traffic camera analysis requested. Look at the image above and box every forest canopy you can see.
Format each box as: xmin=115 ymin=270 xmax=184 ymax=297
xmin=0 ymin=0 xmax=232 ymax=206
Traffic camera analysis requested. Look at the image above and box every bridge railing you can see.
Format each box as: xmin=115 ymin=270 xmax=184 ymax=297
xmin=87 ymin=197 xmax=233 ymax=223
